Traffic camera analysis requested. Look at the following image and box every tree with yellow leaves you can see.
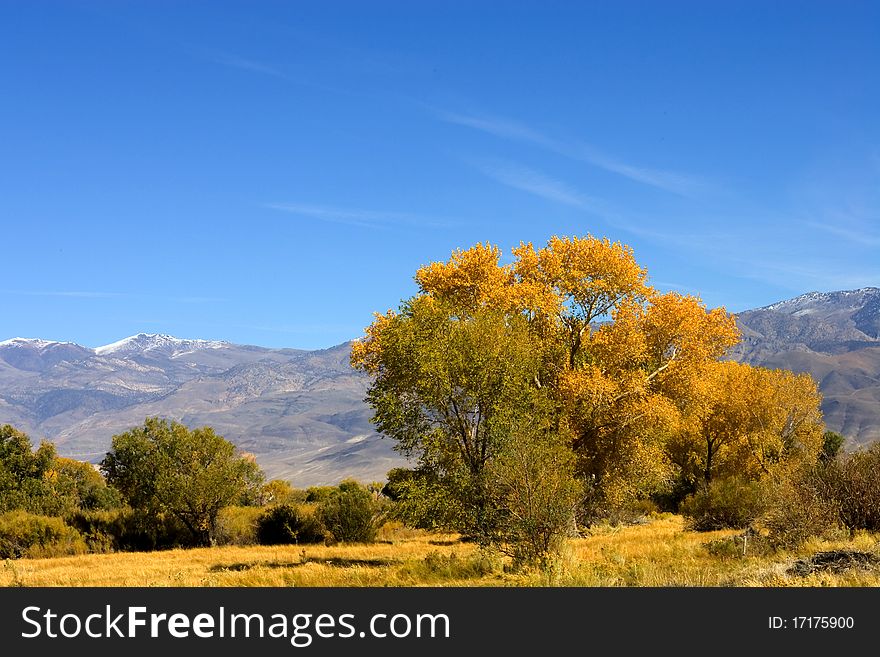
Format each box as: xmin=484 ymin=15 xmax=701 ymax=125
xmin=352 ymin=234 xmax=824 ymax=548
xmin=667 ymin=361 xmax=823 ymax=490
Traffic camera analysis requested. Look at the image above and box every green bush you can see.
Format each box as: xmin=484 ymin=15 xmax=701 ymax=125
xmin=316 ymin=480 xmax=383 ymax=543
xmin=68 ymin=507 xmax=192 ymax=552
xmin=256 ymin=504 xmax=326 ymax=545
xmin=0 ymin=510 xmax=87 ymax=559
xmin=680 ymin=477 xmax=768 ymax=531
xmin=487 ymin=433 xmax=583 ymax=570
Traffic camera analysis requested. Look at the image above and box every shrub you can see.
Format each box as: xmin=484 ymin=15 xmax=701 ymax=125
xmin=316 ymin=481 xmax=383 ymax=543
xmin=488 ymin=433 xmax=583 ymax=570
xmin=762 ymin=469 xmax=842 ymax=550
xmin=215 ymin=506 xmax=263 ymax=546
xmin=835 ymin=446 xmax=880 ymax=531
xmin=0 ymin=510 xmax=87 ymax=559
xmin=680 ymin=477 xmax=768 ymax=531
xmin=68 ymin=507 xmax=192 ymax=553
xmin=763 ymin=446 xmax=880 ymax=550
xmin=256 ymin=480 xmax=306 ymax=506
xmin=256 ymin=504 xmax=326 ymax=545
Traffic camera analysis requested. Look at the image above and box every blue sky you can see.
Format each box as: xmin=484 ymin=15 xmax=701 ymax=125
xmin=2 ymin=1 xmax=878 ymax=350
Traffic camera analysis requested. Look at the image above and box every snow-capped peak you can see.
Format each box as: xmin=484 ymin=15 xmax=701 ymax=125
xmin=759 ymin=287 xmax=880 ymax=313
xmin=94 ymin=333 xmax=228 ymax=356
xmin=0 ymin=337 xmax=83 ymax=350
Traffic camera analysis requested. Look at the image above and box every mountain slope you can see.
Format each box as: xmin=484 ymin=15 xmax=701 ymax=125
xmin=732 ymin=287 xmax=880 ymax=445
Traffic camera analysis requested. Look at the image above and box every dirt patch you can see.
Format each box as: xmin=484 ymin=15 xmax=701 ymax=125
xmin=787 ymin=550 xmax=880 ymax=577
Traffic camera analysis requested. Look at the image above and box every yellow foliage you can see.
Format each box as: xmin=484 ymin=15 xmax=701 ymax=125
xmin=670 ymin=361 xmax=824 ymax=486
xmin=351 ymin=233 xmax=825 ymax=516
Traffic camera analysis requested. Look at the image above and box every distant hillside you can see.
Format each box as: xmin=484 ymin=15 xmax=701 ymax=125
xmin=0 ymin=334 xmax=405 ymax=487
xmin=731 ymin=288 xmax=880 ymax=446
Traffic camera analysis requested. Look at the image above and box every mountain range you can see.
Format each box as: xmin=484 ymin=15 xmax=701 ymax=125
xmin=0 ymin=334 xmax=404 ymax=487
xmin=1 ymin=287 xmax=878 ymax=486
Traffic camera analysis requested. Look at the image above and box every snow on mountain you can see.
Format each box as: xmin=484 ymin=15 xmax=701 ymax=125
xmin=0 ymin=337 xmax=86 ymax=350
xmin=760 ymin=287 xmax=880 ymax=313
xmin=94 ymin=333 xmax=228 ymax=357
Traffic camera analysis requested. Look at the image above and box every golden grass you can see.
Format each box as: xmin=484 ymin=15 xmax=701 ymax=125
xmin=3 ymin=514 xmax=879 ymax=587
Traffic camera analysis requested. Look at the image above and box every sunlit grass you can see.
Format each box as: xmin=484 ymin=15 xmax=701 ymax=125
xmin=3 ymin=514 xmax=878 ymax=587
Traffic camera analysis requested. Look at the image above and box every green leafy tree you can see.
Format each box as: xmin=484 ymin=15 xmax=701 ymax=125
xmin=0 ymin=424 xmax=56 ymax=513
xmin=48 ymin=457 xmax=122 ymax=515
xmin=820 ymin=430 xmax=845 ymax=463
xmin=101 ymin=418 xmax=264 ymax=546
xmin=354 ymin=297 xmax=548 ymax=541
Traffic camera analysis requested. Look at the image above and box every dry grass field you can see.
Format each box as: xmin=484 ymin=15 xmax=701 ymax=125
xmin=3 ymin=514 xmax=879 ymax=587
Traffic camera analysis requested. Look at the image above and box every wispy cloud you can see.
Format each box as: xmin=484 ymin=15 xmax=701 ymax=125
xmin=809 ymin=222 xmax=880 ymax=247
xmin=0 ymin=290 xmax=123 ymax=298
xmin=210 ymin=53 xmax=289 ymax=80
xmin=0 ymin=291 xmax=225 ymax=304
xmin=435 ymin=108 xmax=708 ymax=196
xmin=648 ymin=280 xmax=705 ymax=295
xmin=732 ymin=258 xmax=880 ymax=292
xmin=196 ymin=48 xmax=354 ymax=97
xmin=436 ymin=110 xmax=557 ymax=148
xmin=265 ymin=202 xmax=453 ymax=229
xmin=471 ymin=159 xmax=600 ymax=211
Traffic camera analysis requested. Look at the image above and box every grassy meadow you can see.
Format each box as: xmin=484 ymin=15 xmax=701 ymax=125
xmin=4 ymin=514 xmax=879 ymax=587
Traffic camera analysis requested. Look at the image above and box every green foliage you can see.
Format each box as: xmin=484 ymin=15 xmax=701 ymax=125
xmin=0 ymin=424 xmax=57 ymax=513
xmin=68 ymin=507 xmax=192 ymax=553
xmin=384 ymin=466 xmax=473 ymax=532
xmin=256 ymin=504 xmax=326 ymax=545
xmin=381 ymin=468 xmax=414 ymax=502
xmin=316 ymin=480 xmax=384 ymax=543
xmin=357 ymin=298 xmax=548 ymax=540
xmin=101 ymin=418 xmax=265 ymax=546
xmin=487 ymin=430 xmax=584 ymax=569
xmin=820 ymin=430 xmax=845 ymax=463
xmin=48 ymin=457 xmax=122 ymax=517
xmin=304 ymin=486 xmax=337 ymax=503
xmin=0 ymin=510 xmax=87 ymax=559
xmin=680 ymin=477 xmax=768 ymax=531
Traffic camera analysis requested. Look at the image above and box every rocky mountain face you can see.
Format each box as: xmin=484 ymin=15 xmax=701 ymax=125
xmin=731 ymin=288 xmax=880 ymax=446
xmin=0 ymin=334 xmax=405 ymax=487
